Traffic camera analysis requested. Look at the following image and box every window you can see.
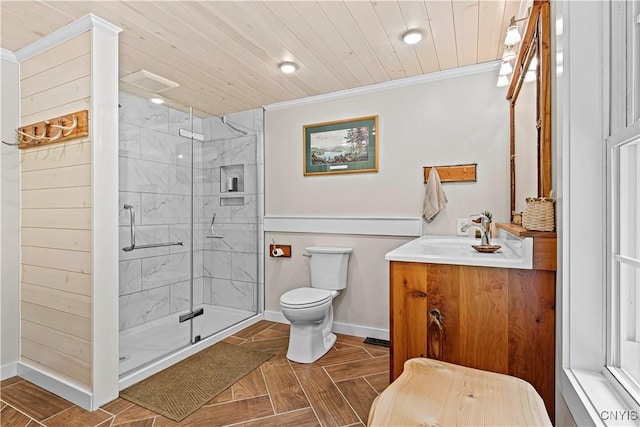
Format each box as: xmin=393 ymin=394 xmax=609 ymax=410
xmin=608 ymin=124 xmax=640 ymax=404
xmin=607 ymin=0 xmax=640 ymax=407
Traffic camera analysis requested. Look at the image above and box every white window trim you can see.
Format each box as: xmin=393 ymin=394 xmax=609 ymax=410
xmin=559 ymin=1 xmax=640 ymax=425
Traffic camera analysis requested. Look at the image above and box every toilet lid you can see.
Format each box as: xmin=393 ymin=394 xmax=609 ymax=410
xmin=280 ymin=287 xmax=334 ymax=309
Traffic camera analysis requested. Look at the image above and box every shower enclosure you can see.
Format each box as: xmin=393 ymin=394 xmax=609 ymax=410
xmin=117 ymin=91 xmax=263 ymax=380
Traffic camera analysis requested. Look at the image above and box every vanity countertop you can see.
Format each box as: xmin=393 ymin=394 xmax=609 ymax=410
xmin=385 ymin=232 xmax=533 ymax=269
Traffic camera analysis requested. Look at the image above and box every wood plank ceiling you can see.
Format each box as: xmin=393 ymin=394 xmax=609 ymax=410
xmin=0 ymin=1 xmax=523 ymax=117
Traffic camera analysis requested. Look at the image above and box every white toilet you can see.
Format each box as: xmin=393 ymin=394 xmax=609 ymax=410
xmin=280 ymin=246 xmax=352 ymax=363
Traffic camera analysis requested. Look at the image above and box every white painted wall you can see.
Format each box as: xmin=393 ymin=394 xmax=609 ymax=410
xmin=263 ymin=66 xmax=522 ymax=336
xmin=0 ymin=51 xmax=21 ymax=379
xmin=265 ymin=66 xmax=512 ymax=232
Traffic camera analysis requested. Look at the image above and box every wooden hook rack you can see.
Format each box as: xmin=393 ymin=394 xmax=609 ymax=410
xmin=18 ymin=110 xmax=89 ymax=149
xmin=423 ymin=163 xmax=477 ymax=183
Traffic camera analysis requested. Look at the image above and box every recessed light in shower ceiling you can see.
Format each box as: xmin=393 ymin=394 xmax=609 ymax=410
xmin=120 ymin=70 xmax=179 ymax=93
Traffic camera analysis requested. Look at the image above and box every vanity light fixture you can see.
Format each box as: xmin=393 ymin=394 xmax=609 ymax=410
xmin=402 ymin=29 xmax=423 ymax=45
xmin=499 ymin=61 xmax=513 ymax=76
xmin=496 ymin=75 xmax=510 ymax=88
xmin=502 ymin=45 xmax=517 ymax=62
xmin=278 ymin=61 xmax=298 ymax=74
xmin=150 ymin=97 xmax=164 ymax=104
xmin=504 ymin=17 xmax=522 ymax=46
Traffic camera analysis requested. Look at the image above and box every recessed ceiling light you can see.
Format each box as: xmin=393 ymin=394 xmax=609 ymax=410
xmin=402 ymin=29 xmax=423 ymax=45
xmin=150 ymin=97 xmax=165 ymax=104
xmin=279 ymin=61 xmax=298 ymax=74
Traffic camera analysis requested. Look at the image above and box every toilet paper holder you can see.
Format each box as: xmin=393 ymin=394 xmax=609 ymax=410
xmin=269 ymin=244 xmax=291 ymax=258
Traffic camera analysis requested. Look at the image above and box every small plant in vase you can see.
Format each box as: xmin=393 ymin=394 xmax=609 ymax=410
xmin=481 ymin=210 xmax=496 ymax=239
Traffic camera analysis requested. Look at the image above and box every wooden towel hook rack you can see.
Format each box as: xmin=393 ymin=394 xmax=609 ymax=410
xmin=423 ymin=163 xmax=477 ymax=183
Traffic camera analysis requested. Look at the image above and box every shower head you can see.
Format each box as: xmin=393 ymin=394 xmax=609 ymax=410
xmin=220 ymin=116 xmax=248 ymax=136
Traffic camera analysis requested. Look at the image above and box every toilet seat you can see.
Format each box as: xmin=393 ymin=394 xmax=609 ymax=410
xmin=280 ymin=287 xmax=335 ymax=309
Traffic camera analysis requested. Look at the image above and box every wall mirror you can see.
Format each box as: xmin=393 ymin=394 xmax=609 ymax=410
xmin=507 ymin=0 xmax=551 ymax=222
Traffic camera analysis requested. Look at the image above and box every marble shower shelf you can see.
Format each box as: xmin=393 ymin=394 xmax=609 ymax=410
xmin=220 ymin=196 xmax=244 ymax=206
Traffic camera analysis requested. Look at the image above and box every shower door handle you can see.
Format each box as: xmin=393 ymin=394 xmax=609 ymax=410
xmin=122 ymin=204 xmax=183 ymax=252
xmin=122 ymin=204 xmax=136 ymax=251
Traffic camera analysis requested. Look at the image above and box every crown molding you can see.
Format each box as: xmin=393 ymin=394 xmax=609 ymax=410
xmin=0 ymin=48 xmax=17 ymax=63
xmin=264 ymin=61 xmax=501 ymax=111
xmin=15 ymin=14 xmax=121 ymax=62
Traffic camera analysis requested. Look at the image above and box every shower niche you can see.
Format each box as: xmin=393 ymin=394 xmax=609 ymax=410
xmin=220 ymin=164 xmax=244 ymax=206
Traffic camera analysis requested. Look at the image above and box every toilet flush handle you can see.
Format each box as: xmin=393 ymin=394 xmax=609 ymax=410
xmin=303 ymin=253 xmax=312 ymax=257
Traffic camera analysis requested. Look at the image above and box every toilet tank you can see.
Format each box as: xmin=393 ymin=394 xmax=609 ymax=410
xmin=307 ymin=246 xmax=353 ymax=290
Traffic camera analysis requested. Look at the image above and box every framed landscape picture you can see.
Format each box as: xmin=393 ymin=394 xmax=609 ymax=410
xmin=303 ymin=115 xmax=378 ymax=176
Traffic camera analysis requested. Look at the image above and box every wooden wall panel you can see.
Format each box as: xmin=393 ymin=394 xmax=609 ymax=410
xmin=22 ymin=320 xmax=91 ymax=363
xmin=20 ymin=32 xmax=91 ymax=79
xmin=22 ymin=208 xmax=91 ymax=230
xmin=21 ymin=228 xmax=91 ymax=252
xmin=22 ymin=164 xmax=91 ymax=190
xmin=22 ymin=246 xmax=91 ymax=274
xmin=20 ymin=31 xmax=93 ymax=388
xmin=21 ymin=54 xmax=91 ymax=98
xmin=21 ymin=302 xmax=91 ymax=340
xmin=21 ymin=339 xmax=91 ymax=385
xmin=20 ymin=141 xmax=91 ymax=172
xmin=22 ymin=186 xmax=91 ymax=209
xmin=22 ymin=283 xmax=91 ymax=318
xmin=21 ymin=264 xmax=91 ymax=296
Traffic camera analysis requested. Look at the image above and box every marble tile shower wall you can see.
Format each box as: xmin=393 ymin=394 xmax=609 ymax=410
xmin=118 ymin=92 xmax=264 ymax=332
xmin=118 ymin=91 xmax=205 ymax=331
xmin=200 ymin=109 xmax=263 ymax=315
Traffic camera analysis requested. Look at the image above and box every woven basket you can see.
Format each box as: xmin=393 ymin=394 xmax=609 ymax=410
xmin=522 ymin=197 xmax=555 ymax=232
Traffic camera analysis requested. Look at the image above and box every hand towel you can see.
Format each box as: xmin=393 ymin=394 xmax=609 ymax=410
xmin=423 ymin=167 xmax=447 ymax=223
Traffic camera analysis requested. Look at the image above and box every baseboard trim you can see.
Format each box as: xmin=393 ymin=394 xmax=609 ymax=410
xmin=1 ymin=362 xmax=18 ymax=380
xmin=17 ymin=361 xmax=93 ymax=410
xmin=264 ymin=310 xmax=389 ymax=341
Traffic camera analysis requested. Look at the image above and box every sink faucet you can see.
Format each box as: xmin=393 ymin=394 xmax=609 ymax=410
xmin=461 ymin=214 xmax=491 ymax=246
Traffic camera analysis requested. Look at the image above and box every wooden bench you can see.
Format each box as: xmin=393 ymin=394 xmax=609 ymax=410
xmin=368 ymin=358 xmax=552 ymax=426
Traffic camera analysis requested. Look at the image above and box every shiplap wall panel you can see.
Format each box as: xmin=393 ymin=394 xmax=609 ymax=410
xmin=22 ymin=264 xmax=91 ymax=297
xmin=21 ymin=228 xmax=91 ymax=253
xmin=20 ymin=32 xmax=91 ymax=79
xmin=22 ymin=246 xmax=91 ymax=274
xmin=21 ymin=75 xmax=91 ymax=117
xmin=21 ymin=208 xmax=91 ymax=230
xmin=20 ymin=32 xmax=93 ymax=388
xmin=22 ymin=186 xmax=91 ymax=209
xmin=21 ymin=99 xmax=91 ymax=126
xmin=22 ymin=320 xmax=91 ymax=363
xmin=22 ymin=164 xmax=92 ymax=190
xmin=20 ymin=141 xmax=91 ymax=172
xmin=21 ymin=54 xmax=91 ymax=98
xmin=21 ymin=302 xmax=91 ymax=341
xmin=22 ymin=283 xmax=91 ymax=318
xmin=21 ymin=339 xmax=91 ymax=385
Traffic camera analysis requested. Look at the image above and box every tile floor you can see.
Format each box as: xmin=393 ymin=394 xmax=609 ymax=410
xmin=0 ymin=320 xmax=390 ymax=426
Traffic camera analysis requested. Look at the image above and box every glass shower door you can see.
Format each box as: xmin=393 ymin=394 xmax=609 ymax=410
xmin=118 ymin=92 xmax=197 ymax=375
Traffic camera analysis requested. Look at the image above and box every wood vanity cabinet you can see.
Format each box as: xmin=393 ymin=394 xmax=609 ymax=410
xmin=389 ymin=235 xmax=556 ymax=419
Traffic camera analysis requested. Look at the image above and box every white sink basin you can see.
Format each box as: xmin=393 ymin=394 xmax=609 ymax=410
xmin=385 ymin=234 xmax=533 ymax=269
